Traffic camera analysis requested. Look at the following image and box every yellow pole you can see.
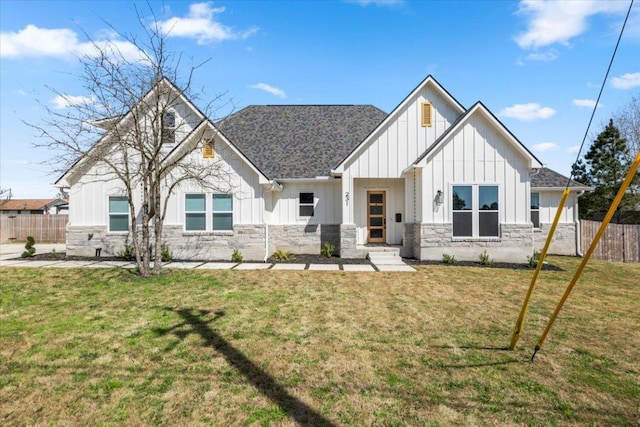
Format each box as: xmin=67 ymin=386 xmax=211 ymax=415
xmin=532 ymin=153 xmax=640 ymax=360
xmin=509 ymin=188 xmax=570 ymax=350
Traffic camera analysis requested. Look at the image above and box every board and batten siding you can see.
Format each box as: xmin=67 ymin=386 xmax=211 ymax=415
xmin=69 ymin=130 xmax=265 ymax=228
xmin=420 ymin=111 xmax=531 ymax=225
xmin=343 ymin=84 xmax=461 ymax=179
xmin=270 ymin=181 xmax=341 ymax=225
xmin=162 ymin=134 xmax=265 ymax=227
xmin=534 ymin=190 xmax=578 ymax=224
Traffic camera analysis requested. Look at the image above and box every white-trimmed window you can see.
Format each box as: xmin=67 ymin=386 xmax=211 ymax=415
xmin=212 ymin=194 xmax=233 ymax=231
xmin=162 ymin=110 xmax=176 ymax=145
xmin=185 ymin=194 xmax=206 ymax=231
xmin=452 ymin=185 xmax=499 ymax=238
xmin=109 ymin=196 xmax=129 ymax=232
xmin=299 ymin=192 xmax=314 ymax=217
xmin=531 ymin=192 xmax=540 ymax=229
xmin=185 ymin=193 xmax=233 ymax=231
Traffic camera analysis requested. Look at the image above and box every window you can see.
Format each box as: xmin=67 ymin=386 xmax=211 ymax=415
xmin=478 ymin=186 xmax=499 ymax=237
xmin=531 ymin=192 xmax=540 ymax=228
xmin=452 ymin=185 xmax=499 ymax=238
xmin=202 ymin=138 xmax=215 ymax=158
xmin=185 ymin=194 xmax=206 ymax=231
xmin=299 ymin=192 xmax=314 ymax=217
xmin=452 ymin=186 xmax=472 ymax=237
xmin=421 ymin=102 xmax=433 ymax=127
xmin=109 ymin=196 xmax=129 ymax=232
xmin=212 ymin=194 xmax=233 ymax=230
xmin=185 ymin=193 xmax=233 ymax=231
xmin=162 ymin=111 xmax=176 ymax=144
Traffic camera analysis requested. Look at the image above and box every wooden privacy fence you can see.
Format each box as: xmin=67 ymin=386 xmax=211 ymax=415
xmin=0 ymin=215 xmax=67 ymax=243
xmin=580 ymin=219 xmax=640 ymax=263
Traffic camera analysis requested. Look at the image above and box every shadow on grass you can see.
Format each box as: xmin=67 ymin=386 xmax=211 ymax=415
xmin=152 ymin=307 xmax=335 ymax=427
xmin=429 ymin=345 xmax=523 ymax=368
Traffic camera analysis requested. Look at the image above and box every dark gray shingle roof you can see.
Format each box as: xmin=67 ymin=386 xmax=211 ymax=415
xmin=216 ymin=105 xmax=387 ymax=179
xmin=531 ymin=167 xmax=591 ymax=189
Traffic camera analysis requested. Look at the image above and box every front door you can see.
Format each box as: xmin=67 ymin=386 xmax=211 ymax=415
xmin=367 ymin=191 xmax=386 ymax=243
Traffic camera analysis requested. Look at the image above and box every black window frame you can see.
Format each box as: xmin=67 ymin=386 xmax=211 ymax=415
xmin=299 ymin=192 xmax=315 ymax=217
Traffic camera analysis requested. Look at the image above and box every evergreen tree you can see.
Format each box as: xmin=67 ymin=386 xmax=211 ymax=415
xmin=572 ymin=119 xmax=640 ymax=221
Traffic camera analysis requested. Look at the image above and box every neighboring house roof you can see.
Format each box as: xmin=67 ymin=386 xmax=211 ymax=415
xmin=0 ymin=198 xmax=65 ymax=211
xmin=413 ymin=101 xmax=543 ymax=169
xmin=217 ymin=105 xmax=388 ymax=179
xmin=531 ymin=167 xmax=592 ymax=190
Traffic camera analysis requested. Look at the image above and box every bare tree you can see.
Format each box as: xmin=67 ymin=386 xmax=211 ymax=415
xmin=32 ymin=11 xmax=232 ymax=276
xmin=614 ymin=93 xmax=640 ymax=161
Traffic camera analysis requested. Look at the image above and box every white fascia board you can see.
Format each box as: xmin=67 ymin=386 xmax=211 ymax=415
xmin=277 ymin=177 xmax=340 ymax=183
xmin=532 ymin=186 xmax=595 ymax=192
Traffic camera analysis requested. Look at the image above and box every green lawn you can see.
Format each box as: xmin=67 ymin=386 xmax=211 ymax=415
xmin=1 ymin=257 xmax=639 ymax=426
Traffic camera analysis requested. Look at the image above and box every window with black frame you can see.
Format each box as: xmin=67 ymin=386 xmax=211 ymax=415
xmin=531 ymin=192 xmax=540 ymax=228
xmin=452 ymin=185 xmax=499 ymax=238
xmin=299 ymin=192 xmax=314 ymax=217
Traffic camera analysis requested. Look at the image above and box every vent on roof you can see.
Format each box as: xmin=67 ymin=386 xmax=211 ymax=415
xmin=421 ymin=102 xmax=433 ymax=127
xmin=202 ymin=139 xmax=215 ymax=158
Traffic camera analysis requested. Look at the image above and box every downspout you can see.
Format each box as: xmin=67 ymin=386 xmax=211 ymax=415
xmin=575 ymin=190 xmax=586 ymax=256
xmin=262 ymin=180 xmax=282 ymax=262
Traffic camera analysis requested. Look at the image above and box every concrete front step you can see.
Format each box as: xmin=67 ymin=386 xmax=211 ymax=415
xmin=368 ymin=256 xmax=404 ymax=265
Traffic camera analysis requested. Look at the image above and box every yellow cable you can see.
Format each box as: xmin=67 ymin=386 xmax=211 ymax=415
xmin=509 ymin=188 xmax=570 ymax=350
xmin=532 ymin=153 xmax=640 ymax=359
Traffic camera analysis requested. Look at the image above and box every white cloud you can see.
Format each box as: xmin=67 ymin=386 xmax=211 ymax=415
xmin=524 ymin=49 xmax=558 ymax=62
xmin=0 ymin=25 xmax=79 ymax=58
xmin=51 ymin=94 xmax=95 ymax=109
xmin=533 ymin=142 xmax=559 ymax=152
xmin=499 ymin=103 xmax=556 ymax=121
xmin=611 ymin=72 xmax=640 ymax=89
xmin=250 ymin=83 xmax=286 ymax=99
xmin=0 ymin=24 xmax=145 ymax=62
xmin=572 ymin=99 xmax=600 ymax=108
xmin=157 ymin=2 xmax=258 ymax=44
xmin=567 ymin=145 xmax=581 ymax=154
xmin=515 ymin=0 xmax=627 ymax=50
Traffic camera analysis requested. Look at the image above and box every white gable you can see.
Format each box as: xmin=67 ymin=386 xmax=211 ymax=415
xmin=417 ymin=104 xmax=541 ymax=224
xmin=333 ymin=76 xmax=465 ymax=177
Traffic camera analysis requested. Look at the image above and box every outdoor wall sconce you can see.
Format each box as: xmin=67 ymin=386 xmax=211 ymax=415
xmin=345 ymin=192 xmax=349 ymax=206
xmin=435 ymin=190 xmax=444 ymax=205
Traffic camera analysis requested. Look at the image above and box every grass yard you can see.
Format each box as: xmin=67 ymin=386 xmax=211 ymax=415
xmin=1 ymin=256 xmax=639 ymax=426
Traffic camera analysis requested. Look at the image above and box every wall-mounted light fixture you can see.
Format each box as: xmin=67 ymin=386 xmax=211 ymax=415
xmin=435 ymin=190 xmax=444 ymax=205
xmin=345 ymin=192 xmax=350 ymax=206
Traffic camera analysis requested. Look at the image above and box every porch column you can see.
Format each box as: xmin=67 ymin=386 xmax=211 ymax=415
xmin=340 ymin=173 xmax=358 ymax=258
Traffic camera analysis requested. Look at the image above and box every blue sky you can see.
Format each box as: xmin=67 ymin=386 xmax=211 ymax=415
xmin=1 ymin=0 xmax=638 ymax=198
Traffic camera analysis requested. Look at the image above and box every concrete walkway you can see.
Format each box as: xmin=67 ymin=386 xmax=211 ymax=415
xmin=0 ymin=258 xmax=380 ymax=271
xmin=0 ymin=244 xmax=416 ymax=272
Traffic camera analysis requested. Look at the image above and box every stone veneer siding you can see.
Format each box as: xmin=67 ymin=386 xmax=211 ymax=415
xmin=340 ymin=224 xmax=366 ymax=258
xmin=414 ymin=223 xmax=534 ymax=263
xmin=67 ymin=223 xmax=342 ymax=261
xmin=67 ymin=225 xmax=130 ymax=258
xmin=533 ymin=223 xmax=578 ymax=256
xmin=268 ymin=224 xmax=340 ymax=256
xmin=162 ymin=225 xmax=266 ymax=261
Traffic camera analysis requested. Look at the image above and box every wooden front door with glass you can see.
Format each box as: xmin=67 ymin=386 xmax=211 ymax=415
xmin=367 ymin=191 xmax=386 ymax=243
